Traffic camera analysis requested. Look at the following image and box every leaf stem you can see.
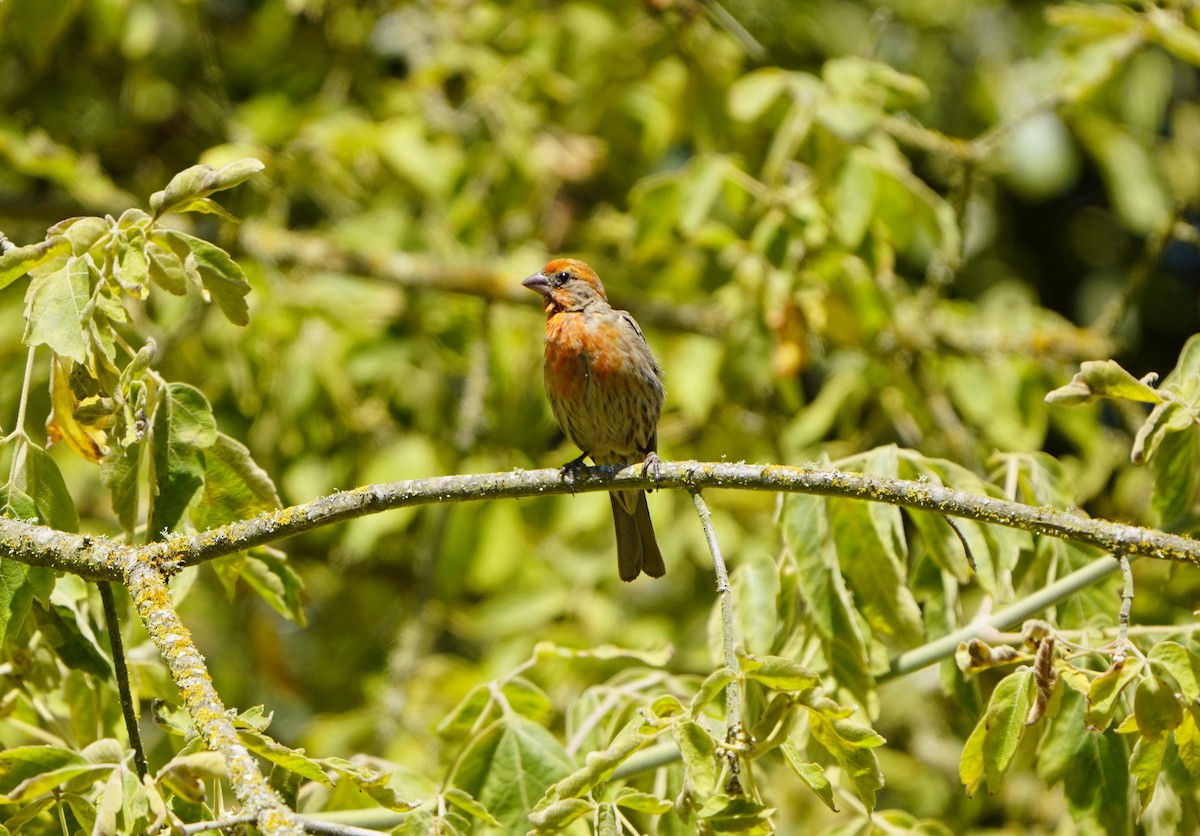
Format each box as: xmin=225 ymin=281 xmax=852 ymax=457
xmin=12 ymin=344 xmax=37 ymax=439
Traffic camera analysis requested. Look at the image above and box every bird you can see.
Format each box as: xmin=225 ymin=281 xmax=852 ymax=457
xmin=523 ymin=258 xmax=666 ymax=581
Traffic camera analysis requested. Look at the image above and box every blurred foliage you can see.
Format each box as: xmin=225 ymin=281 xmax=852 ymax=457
xmin=3 ymin=0 xmax=1200 ymax=832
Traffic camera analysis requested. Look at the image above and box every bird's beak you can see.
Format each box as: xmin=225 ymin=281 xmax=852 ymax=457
xmin=522 ymin=273 xmax=551 ymax=296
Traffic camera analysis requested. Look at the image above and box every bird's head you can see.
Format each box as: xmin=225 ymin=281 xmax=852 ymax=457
xmin=522 ymin=258 xmax=608 ymax=313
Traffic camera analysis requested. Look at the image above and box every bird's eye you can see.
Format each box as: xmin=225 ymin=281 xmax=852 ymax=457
xmin=557 ymin=271 xmax=571 ymax=281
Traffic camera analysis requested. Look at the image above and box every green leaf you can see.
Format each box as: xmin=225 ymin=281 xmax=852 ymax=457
xmin=691 ymin=667 xmax=737 ymax=715
xmin=149 ymin=159 xmax=264 ymax=217
xmin=779 ymin=741 xmax=837 ymax=811
xmin=727 ymin=68 xmax=792 ymax=122
xmin=1134 ymin=675 xmax=1183 ymax=741
xmin=443 ymin=788 xmax=500 ymax=826
xmin=733 ymin=550 xmax=781 ymax=655
xmin=533 ymin=641 xmax=672 ymax=667
xmin=117 ymin=237 xmax=148 ymax=292
xmin=35 ymin=602 xmax=112 ymax=678
xmin=100 ymin=441 xmax=141 ymax=533
xmin=696 ymin=795 xmax=776 ymax=834
xmin=0 ymin=746 xmax=87 ymax=797
xmin=1159 ymin=333 xmax=1200 ymax=390
xmin=54 ymin=216 xmax=110 ymax=254
xmin=833 ymin=149 xmax=878 ymax=249
xmin=0 ymin=556 xmax=53 ymax=646
xmin=149 ymin=382 xmax=217 ymax=536
xmin=1062 ymin=728 xmax=1131 ymax=833
xmin=238 ymin=728 xmax=331 ymax=787
xmin=163 ymin=229 xmax=251 ymax=325
xmin=499 ymin=677 xmax=554 ymax=724
xmin=612 ymin=788 xmax=672 ymax=814
xmin=1150 ymin=428 xmax=1200 ymax=525
xmin=1148 ymin=641 xmax=1200 ymax=701
xmin=1147 ymin=7 xmax=1200 ymax=64
xmin=674 ymin=721 xmax=718 ymax=797
xmin=452 ymin=715 xmax=573 ymax=831
xmin=172 ymin=197 xmax=242 ymax=222
xmin=1086 ymin=658 xmax=1142 ymax=731
xmin=1046 ymin=359 xmax=1162 ymax=406
xmin=151 ymin=701 xmax=195 ymax=737
xmin=960 ymin=668 xmax=1034 ymax=795
xmin=829 ymin=494 xmax=924 ymax=646
xmin=740 ymin=655 xmax=820 ymax=694
xmin=1176 ymin=707 xmax=1200 ymax=776
xmin=194 ymin=432 xmax=280 ymax=528
xmin=438 ymin=685 xmax=494 ymax=740
xmin=678 ymin=155 xmax=727 ymax=235
xmin=527 ymin=798 xmax=593 ymax=832
xmin=1129 ymin=734 xmax=1166 ymax=811
xmin=240 ymin=550 xmax=306 ymax=626
xmin=321 ymin=757 xmax=416 ymax=811
xmin=808 ymin=710 xmax=885 ymax=809
xmin=9 ymin=438 xmax=80 ymax=532
xmin=23 ymin=255 xmax=93 ymax=362
xmin=1133 ymin=399 xmax=1197 ymax=465
xmin=0 ymin=763 xmax=112 ymax=803
xmin=145 ymin=241 xmax=187 ymax=295
xmin=749 ymin=693 xmax=801 ymax=755
xmin=0 ymin=237 xmax=70 ymax=291
xmin=783 ymin=493 xmax=874 ymax=709
xmin=537 ymin=719 xmax=657 ymax=805
xmin=596 ymin=801 xmax=618 ymax=836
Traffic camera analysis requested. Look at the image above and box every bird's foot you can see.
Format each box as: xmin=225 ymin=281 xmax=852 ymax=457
xmin=559 ymin=453 xmax=589 ymax=494
xmin=642 ymin=451 xmax=661 ymax=491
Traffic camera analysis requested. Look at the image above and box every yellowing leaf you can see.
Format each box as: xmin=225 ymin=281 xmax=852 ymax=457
xmin=46 ymin=356 xmax=108 ymax=463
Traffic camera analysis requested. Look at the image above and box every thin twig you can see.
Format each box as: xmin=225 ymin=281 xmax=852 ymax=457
xmin=941 ymin=515 xmax=976 ymax=571
xmin=1092 ymin=211 xmax=1176 ymax=336
xmin=689 ymin=489 xmax=742 ymax=781
xmin=701 ymin=0 xmax=766 ymax=60
xmin=299 ymin=819 xmax=394 ymax=836
xmin=180 ymin=814 xmax=256 ymax=834
xmin=691 ymin=489 xmax=734 ymax=729
xmin=181 ymin=814 xmax=390 ymax=836
xmin=98 ymin=582 xmax=148 ymax=778
xmin=1114 ymin=554 xmax=1134 ymax=663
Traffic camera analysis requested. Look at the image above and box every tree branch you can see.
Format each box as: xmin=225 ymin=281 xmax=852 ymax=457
xmin=4 ymin=461 xmax=1199 ymax=580
xmin=123 ymin=556 xmax=304 ymax=835
xmin=237 ymin=222 xmax=728 ymax=337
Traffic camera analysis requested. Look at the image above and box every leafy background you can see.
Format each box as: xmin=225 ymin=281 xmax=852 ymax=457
xmin=2 ymin=0 xmax=1200 ymax=833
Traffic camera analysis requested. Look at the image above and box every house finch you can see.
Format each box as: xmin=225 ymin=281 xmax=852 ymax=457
xmin=523 ymin=258 xmax=666 ymax=581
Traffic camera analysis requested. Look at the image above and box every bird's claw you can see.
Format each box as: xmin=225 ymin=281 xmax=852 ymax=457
xmin=643 ymin=451 xmax=661 ymax=491
xmin=559 ymin=454 xmax=589 ymax=494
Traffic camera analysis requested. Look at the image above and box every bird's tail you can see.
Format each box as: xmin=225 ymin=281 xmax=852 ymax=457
xmin=611 ymin=491 xmax=665 ymax=581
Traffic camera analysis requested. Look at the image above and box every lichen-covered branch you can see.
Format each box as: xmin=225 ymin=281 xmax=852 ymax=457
xmin=145 ymin=460 xmax=1197 ymax=569
xmin=4 ymin=461 xmax=1200 ymax=581
xmin=122 ymin=556 xmax=304 ymax=835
